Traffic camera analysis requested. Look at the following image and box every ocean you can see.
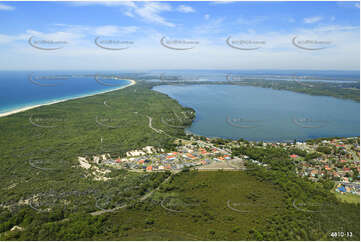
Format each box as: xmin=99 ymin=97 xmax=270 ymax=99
xmin=0 ymin=71 xmax=131 ymax=115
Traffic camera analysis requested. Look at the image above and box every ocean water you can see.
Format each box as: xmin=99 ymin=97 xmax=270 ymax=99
xmin=153 ymin=84 xmax=360 ymax=142
xmin=0 ymin=71 xmax=131 ymax=114
xmin=1 ymin=70 xmax=359 ymax=142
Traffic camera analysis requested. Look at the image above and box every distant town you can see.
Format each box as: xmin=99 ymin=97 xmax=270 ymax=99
xmin=78 ymin=136 xmax=360 ymax=196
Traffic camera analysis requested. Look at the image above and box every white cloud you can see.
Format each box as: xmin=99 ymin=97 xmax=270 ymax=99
xmin=193 ymin=18 xmax=224 ymax=35
xmin=355 ymin=3 xmax=360 ymax=9
xmin=312 ymin=25 xmax=359 ymax=32
xmin=124 ymin=11 xmax=134 ymax=17
xmin=204 ymin=14 xmax=210 ymax=20
xmin=69 ymin=1 xmax=136 ymax=8
xmin=210 ymin=1 xmax=235 ymax=4
xmin=304 ymin=16 xmax=323 ymax=24
xmin=177 ymin=5 xmax=195 ymax=13
xmin=0 ymin=3 xmax=15 ymax=11
xmin=94 ymin=25 xmax=138 ymax=36
xmin=0 ymin=33 xmax=28 ymax=44
xmin=26 ymin=29 xmax=85 ymax=42
xmin=330 ymin=16 xmax=336 ymax=22
xmin=133 ymin=2 xmax=175 ymax=27
xmin=288 ymin=18 xmax=295 ymax=23
xmin=237 ymin=16 xmax=268 ymax=25
xmin=71 ymin=1 xmax=175 ymax=27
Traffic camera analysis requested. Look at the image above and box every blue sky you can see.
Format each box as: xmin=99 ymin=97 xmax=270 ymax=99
xmin=0 ymin=1 xmax=359 ymax=70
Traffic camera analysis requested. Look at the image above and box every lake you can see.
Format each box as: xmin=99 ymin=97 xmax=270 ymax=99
xmin=153 ymin=84 xmax=360 ymax=142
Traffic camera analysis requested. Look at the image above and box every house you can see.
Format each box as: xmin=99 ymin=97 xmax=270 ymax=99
xmin=310 ymin=169 xmax=318 ymax=177
xmin=290 ymin=154 xmax=298 ymax=159
xmin=337 ymin=186 xmax=346 ymax=193
xmin=224 ymin=155 xmax=231 ymax=160
xmin=324 ymin=165 xmax=331 ymax=171
xmin=146 ymin=166 xmax=153 ymax=172
xmin=166 ymin=155 xmax=176 ymax=160
xmin=159 ymin=165 xmax=165 ymax=170
xmin=143 ymin=146 xmax=155 ymax=154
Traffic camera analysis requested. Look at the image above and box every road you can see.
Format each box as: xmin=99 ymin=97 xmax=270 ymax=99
xmin=90 ymin=171 xmax=176 ymax=216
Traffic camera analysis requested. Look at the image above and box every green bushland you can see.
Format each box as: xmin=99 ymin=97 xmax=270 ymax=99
xmin=2 ymin=170 xmax=359 ymax=240
xmin=0 ymin=81 xmax=188 ymax=239
xmin=0 ymin=80 xmax=359 ymax=240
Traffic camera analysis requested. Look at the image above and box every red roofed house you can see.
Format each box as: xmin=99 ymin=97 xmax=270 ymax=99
xmin=146 ymin=166 xmax=153 ymax=171
xmin=186 ymin=153 xmax=196 ymax=159
xmin=290 ymin=154 xmax=298 ymax=159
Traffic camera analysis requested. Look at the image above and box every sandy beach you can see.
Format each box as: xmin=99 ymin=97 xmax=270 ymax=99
xmin=0 ymin=79 xmax=136 ymax=118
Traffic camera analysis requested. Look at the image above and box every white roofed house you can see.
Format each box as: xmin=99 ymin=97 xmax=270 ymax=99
xmin=93 ymin=156 xmax=100 ymax=164
xmin=143 ymin=146 xmax=155 ymax=154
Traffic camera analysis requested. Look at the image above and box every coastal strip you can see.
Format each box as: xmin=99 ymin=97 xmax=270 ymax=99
xmin=0 ymin=79 xmax=136 ymax=118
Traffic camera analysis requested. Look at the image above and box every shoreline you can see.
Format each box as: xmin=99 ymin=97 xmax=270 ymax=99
xmin=0 ymin=79 xmax=136 ymax=118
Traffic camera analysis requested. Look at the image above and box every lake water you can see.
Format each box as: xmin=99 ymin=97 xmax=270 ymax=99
xmin=153 ymin=85 xmax=360 ymax=142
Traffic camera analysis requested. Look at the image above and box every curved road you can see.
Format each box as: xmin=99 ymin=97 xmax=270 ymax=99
xmin=90 ymin=171 xmax=176 ymax=216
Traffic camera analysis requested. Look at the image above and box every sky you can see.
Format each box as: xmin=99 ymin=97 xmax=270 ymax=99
xmin=0 ymin=0 xmax=360 ymax=71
